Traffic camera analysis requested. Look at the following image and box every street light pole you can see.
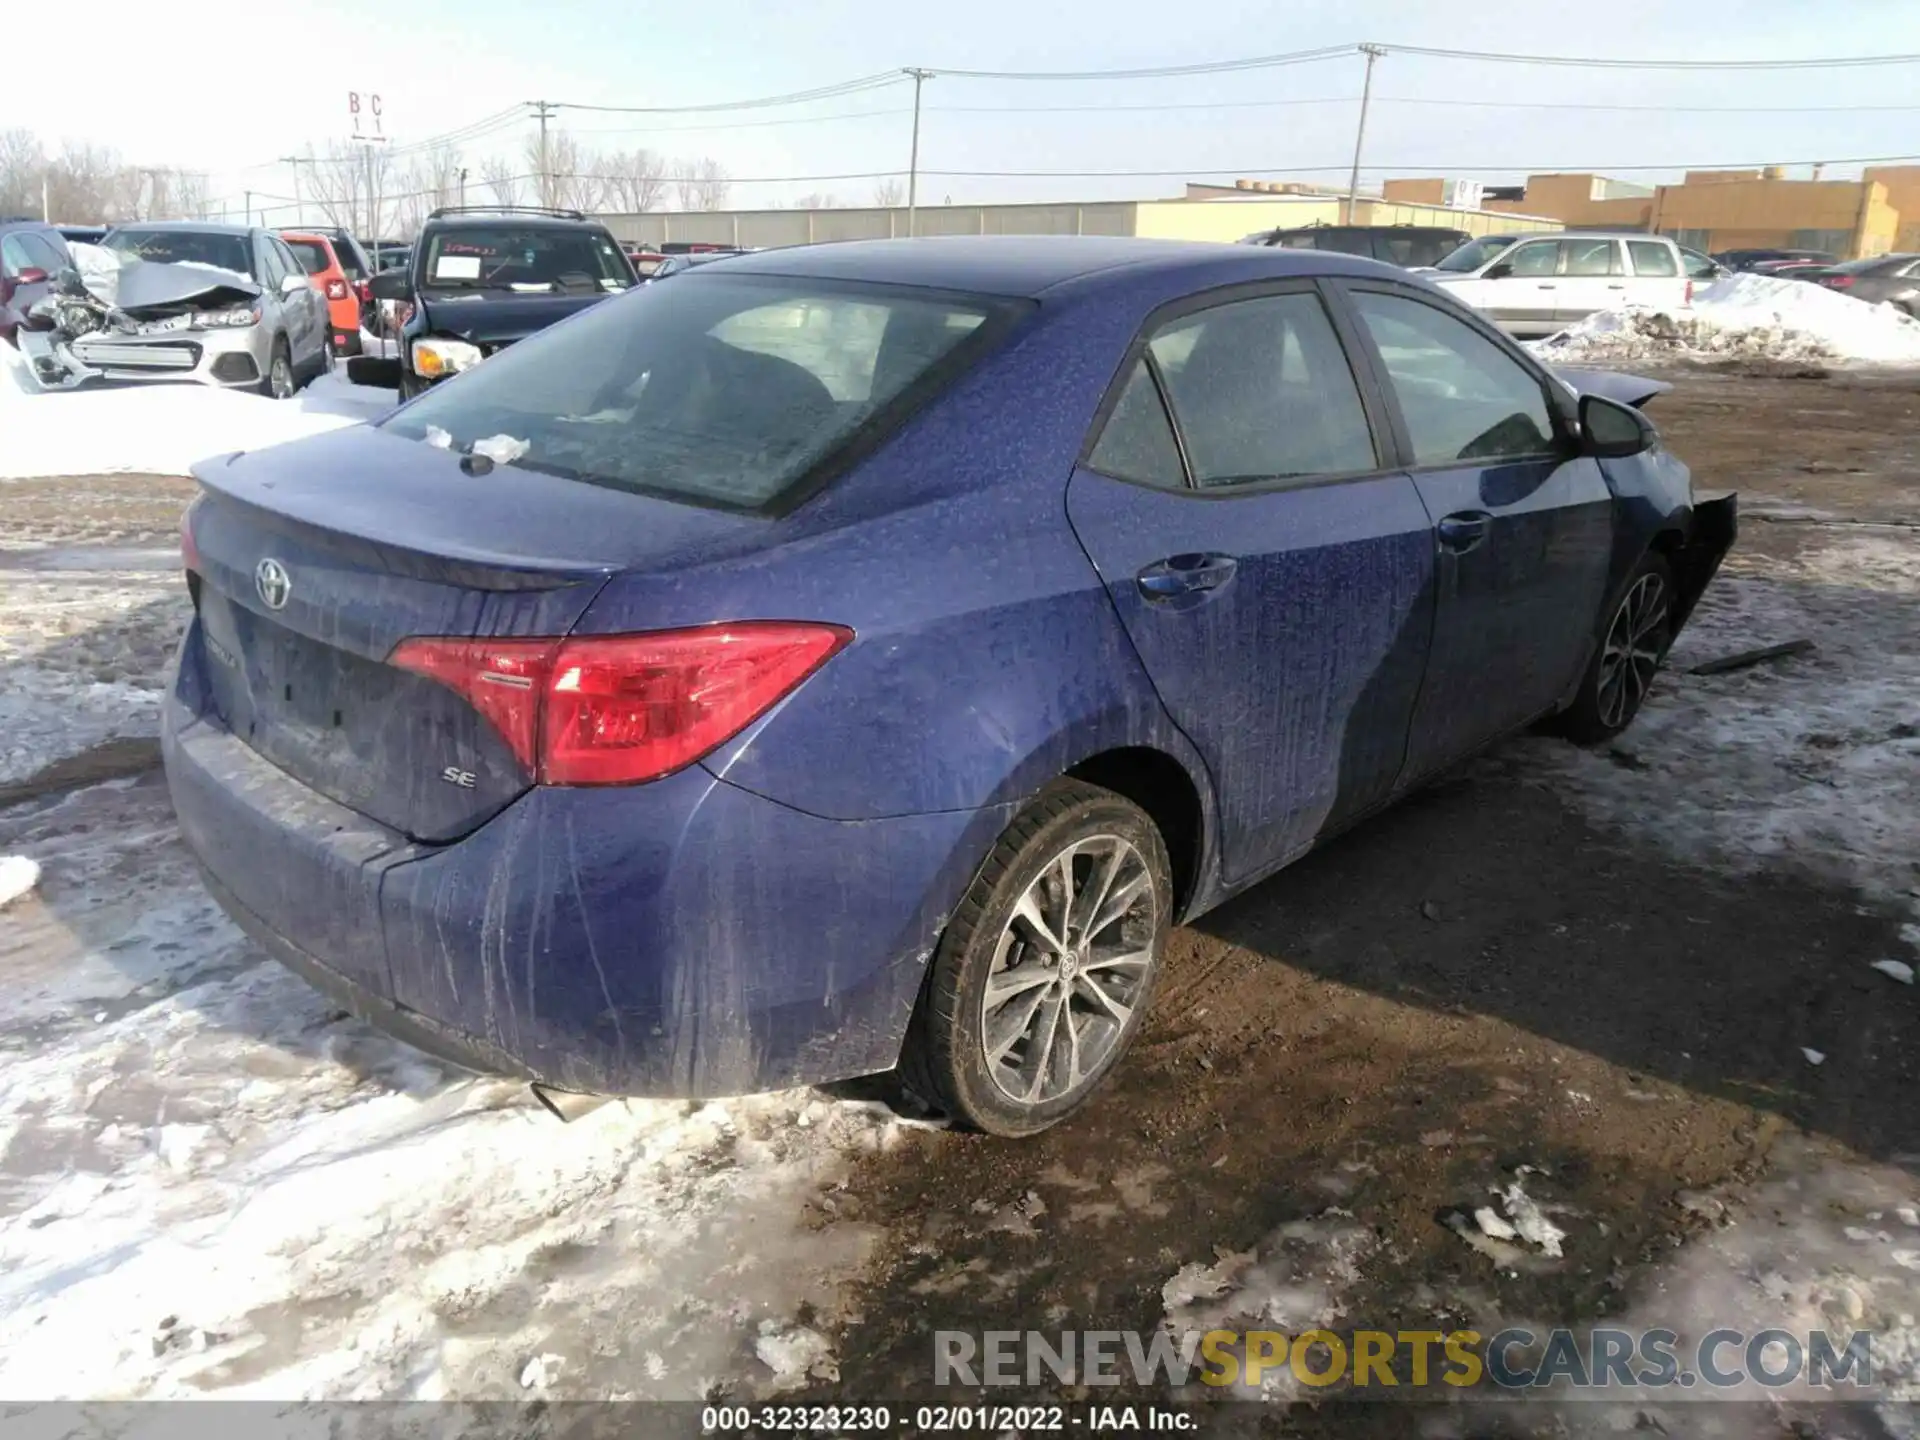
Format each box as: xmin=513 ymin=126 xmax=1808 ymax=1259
xmin=904 ymin=67 xmax=933 ymax=238
xmin=1346 ymin=44 xmax=1384 ymax=224
xmin=280 ymin=155 xmax=304 ymax=225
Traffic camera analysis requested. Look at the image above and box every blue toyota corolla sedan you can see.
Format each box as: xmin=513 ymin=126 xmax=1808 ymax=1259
xmin=163 ymin=236 xmax=1735 ymax=1136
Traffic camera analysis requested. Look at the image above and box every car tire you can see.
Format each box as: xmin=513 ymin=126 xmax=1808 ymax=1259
xmin=1555 ymin=553 xmax=1676 ymax=746
xmin=898 ymin=779 xmax=1171 ymax=1137
xmin=259 ymin=339 xmax=294 ymax=400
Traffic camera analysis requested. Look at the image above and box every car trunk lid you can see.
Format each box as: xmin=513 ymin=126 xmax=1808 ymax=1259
xmin=188 ymin=423 xmax=760 ymax=843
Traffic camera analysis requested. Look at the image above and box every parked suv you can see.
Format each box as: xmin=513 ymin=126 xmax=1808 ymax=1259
xmin=1429 ymin=232 xmax=1692 ymax=337
xmin=283 ymin=232 xmax=367 ymax=357
xmin=0 ymin=219 xmax=74 ymax=346
xmin=354 ymin=206 xmax=636 ymax=397
xmin=1242 ymin=224 xmax=1473 ymax=270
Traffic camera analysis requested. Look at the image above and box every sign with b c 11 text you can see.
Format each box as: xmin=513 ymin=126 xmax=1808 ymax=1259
xmin=348 ymin=91 xmax=385 ymax=140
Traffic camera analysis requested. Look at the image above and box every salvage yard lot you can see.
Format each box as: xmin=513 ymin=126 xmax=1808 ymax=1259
xmin=2 ymin=369 xmax=1918 ymax=1428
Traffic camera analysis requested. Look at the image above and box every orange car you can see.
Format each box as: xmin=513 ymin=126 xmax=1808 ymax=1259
xmin=281 ymin=231 xmax=367 ymax=357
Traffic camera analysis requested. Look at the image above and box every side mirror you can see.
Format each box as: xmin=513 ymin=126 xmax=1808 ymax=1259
xmin=1483 ymin=261 xmax=1513 ymax=280
xmin=369 ymin=269 xmax=410 ymax=302
xmin=280 ymin=273 xmax=308 ymax=295
xmin=1579 ymin=394 xmax=1657 ymax=459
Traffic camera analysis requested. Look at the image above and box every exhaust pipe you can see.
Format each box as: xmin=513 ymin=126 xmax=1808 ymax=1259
xmin=529 ymin=1083 xmax=612 ymax=1123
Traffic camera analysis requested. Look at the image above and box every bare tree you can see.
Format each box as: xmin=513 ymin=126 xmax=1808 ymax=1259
xmin=480 ymin=156 xmax=523 ymax=209
xmin=397 ymin=143 xmax=465 ymax=233
xmin=0 ymin=128 xmax=45 ymax=217
xmin=520 ymin=131 xmax=600 ymax=212
xmin=597 ymin=148 xmax=668 ymax=214
xmin=673 ymin=158 xmax=730 ymax=212
xmin=303 ymin=140 xmax=398 ymax=235
xmin=871 ymin=178 xmax=904 ymax=208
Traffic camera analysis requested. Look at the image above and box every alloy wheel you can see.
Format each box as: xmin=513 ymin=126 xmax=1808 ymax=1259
xmin=979 ymin=834 xmax=1159 ymax=1108
xmin=1596 ymin=572 xmax=1670 ymax=729
xmin=270 ymin=350 xmax=294 ymax=400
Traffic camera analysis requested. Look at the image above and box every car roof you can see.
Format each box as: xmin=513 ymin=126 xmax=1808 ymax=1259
xmin=706 ymin=235 xmax=1396 ymax=298
xmin=423 ymin=213 xmax=605 ymax=231
xmin=110 ymin=220 xmax=255 ymax=236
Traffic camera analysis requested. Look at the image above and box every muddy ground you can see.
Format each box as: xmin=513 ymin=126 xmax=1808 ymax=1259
xmin=797 ymin=368 xmax=1920 ymax=1428
xmin=2 ymin=370 xmax=1917 ymax=1433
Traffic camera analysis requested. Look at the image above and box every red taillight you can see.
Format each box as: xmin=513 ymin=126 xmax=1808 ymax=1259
xmin=1824 ymin=275 xmax=1853 ymax=289
xmin=326 ymin=278 xmax=350 ymax=301
xmin=389 ymin=622 xmax=851 ymax=786
xmin=355 ymin=280 xmax=372 ymax=304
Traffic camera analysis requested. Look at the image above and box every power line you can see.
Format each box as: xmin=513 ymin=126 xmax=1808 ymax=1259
xmin=925 ymin=44 xmax=1356 ymax=81
xmin=917 ymin=151 xmax=1920 ymax=178
xmin=1383 ymin=43 xmax=1920 ymax=70
xmin=547 ymin=72 xmax=905 ymax=116
xmin=926 ymin=95 xmax=1920 ymax=116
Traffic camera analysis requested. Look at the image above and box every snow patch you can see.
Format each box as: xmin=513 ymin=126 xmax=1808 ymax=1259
xmin=0 ymin=855 xmax=40 ymax=908
xmin=1161 ymin=1215 xmax=1371 ymax=1401
xmin=0 ymin=344 xmax=393 ymax=480
xmin=1533 ymin=272 xmax=1920 ymax=367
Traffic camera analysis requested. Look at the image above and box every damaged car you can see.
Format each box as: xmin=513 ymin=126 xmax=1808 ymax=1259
xmin=18 ymin=222 xmax=331 ymax=397
xmin=164 ymin=237 xmax=1736 ymax=1136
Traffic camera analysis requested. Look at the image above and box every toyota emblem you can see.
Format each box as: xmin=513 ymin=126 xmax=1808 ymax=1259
xmin=255 ymin=558 xmax=292 ymax=611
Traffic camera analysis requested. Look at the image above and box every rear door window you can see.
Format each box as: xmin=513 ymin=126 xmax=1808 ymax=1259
xmin=1627 ymin=241 xmax=1679 ymax=277
xmin=1562 ymin=239 xmax=1622 ymax=276
xmin=381 ymin=274 xmax=1020 ymax=511
xmin=1145 ymin=292 xmax=1378 ymax=486
xmin=1087 ymin=360 xmax=1185 ymax=488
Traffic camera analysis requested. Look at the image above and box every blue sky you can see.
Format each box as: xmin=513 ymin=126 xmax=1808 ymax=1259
xmin=11 ymin=0 xmax=1920 ymax=216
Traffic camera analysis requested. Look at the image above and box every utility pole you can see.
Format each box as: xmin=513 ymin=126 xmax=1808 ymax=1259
xmin=41 ymin=174 xmax=49 ymax=222
xmin=532 ymin=100 xmax=557 ymax=208
xmin=903 ymin=68 xmax=933 ymax=239
xmin=459 ymin=166 xmax=469 ymax=206
xmin=1346 ymin=44 xmax=1384 ymax=224
xmin=244 ymin=190 xmax=254 ymax=225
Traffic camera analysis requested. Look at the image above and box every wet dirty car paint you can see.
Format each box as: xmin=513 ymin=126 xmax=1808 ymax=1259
xmin=162 ymin=239 xmax=1730 ymax=1102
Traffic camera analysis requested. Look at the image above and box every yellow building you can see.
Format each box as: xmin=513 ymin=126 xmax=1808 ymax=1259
xmin=1474 ymin=170 xmax=1903 ymax=259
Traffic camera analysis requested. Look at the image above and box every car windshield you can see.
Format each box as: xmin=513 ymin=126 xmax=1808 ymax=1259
xmin=285 ymin=240 xmax=332 ymax=275
xmin=420 ymin=227 xmax=631 ymax=292
xmin=105 ymin=228 xmax=254 ymax=278
xmin=1432 ymin=237 xmax=1516 ymax=273
xmin=381 ymin=273 xmax=1019 ymax=511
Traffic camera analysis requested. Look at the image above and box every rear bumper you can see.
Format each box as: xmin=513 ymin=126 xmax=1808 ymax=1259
xmin=162 ymin=655 xmax=1007 ymax=1097
xmin=330 ymin=324 xmax=363 ymax=356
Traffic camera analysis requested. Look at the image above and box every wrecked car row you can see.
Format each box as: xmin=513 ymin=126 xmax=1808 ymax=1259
xmin=14 ymin=222 xmax=333 ymax=397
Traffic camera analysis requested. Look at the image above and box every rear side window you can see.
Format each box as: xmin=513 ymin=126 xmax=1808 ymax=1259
xmin=1146 ymin=293 xmax=1378 ymax=487
xmin=1313 ymin=230 xmax=1376 ymax=258
xmin=1087 ymin=361 xmax=1185 ymax=487
xmin=286 ymin=240 xmax=332 ymax=275
xmin=381 ymin=274 xmax=1019 ymax=511
xmin=1351 ymin=290 xmax=1558 ymax=466
xmin=1627 ymin=241 xmax=1678 ymax=277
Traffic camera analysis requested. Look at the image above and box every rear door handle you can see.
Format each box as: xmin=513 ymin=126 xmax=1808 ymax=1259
xmin=1536 ymin=283 xmax=1557 ymax=290
xmin=1606 ymin=283 xmax=1627 ymax=290
xmin=1437 ymin=512 xmax=1492 ymax=553
xmin=1137 ymin=553 xmax=1238 ymax=600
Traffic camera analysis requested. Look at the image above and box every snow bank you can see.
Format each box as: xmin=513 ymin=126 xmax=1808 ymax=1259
xmin=0 ymin=855 xmax=39 ymax=908
xmin=1535 ymin=272 xmax=1920 ymax=367
xmin=0 ymin=345 xmax=392 ymax=481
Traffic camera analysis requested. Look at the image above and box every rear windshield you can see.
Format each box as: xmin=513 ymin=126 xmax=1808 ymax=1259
xmin=420 ymin=226 xmax=632 ymax=293
xmin=285 ymin=239 xmax=332 ymax=275
xmin=1432 ymin=236 xmax=1518 ymax=273
xmin=382 ymin=273 xmax=1019 ymax=511
xmin=105 ymin=228 xmax=254 ymax=278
